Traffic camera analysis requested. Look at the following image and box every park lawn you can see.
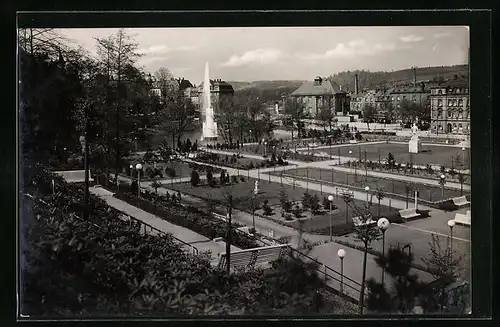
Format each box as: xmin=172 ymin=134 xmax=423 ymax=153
xmin=315 ymin=142 xmax=470 ymax=169
xmin=167 ymin=177 xmax=397 ymax=233
xmin=278 ymin=167 xmax=464 ymax=202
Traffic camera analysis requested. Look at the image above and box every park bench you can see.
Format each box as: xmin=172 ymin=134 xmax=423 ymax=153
xmin=454 ymin=211 xmax=471 ymax=227
xmin=217 ymin=244 xmax=290 ymax=272
xmin=54 ymin=170 xmax=94 ymax=183
xmin=398 ymin=208 xmax=421 ymax=220
xmin=452 ymin=196 xmax=470 ymax=207
xmin=352 ymin=216 xmax=376 ymax=227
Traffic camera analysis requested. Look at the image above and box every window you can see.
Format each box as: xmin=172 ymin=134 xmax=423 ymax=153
xmin=397 ymin=97 xmax=400 ymax=101
xmin=412 ymin=96 xmax=417 ymax=102
xmin=456 ymin=88 xmax=460 ymax=93
xmin=453 ymin=123 xmax=457 ymax=129
xmin=438 ymin=89 xmax=443 ymax=95
xmin=438 ymin=99 xmax=443 ymax=107
xmin=438 ymin=124 xmax=443 ymax=130
xmin=448 ymin=99 xmax=453 ymax=106
xmin=447 ymin=111 xmax=452 ymax=118
xmin=458 ymin=99 xmax=463 ymax=106
xmin=391 ymin=97 xmax=394 ymax=101
xmin=453 ymin=100 xmax=457 ymax=106
xmin=403 ymin=96 xmax=407 ymax=100
xmin=433 ymin=124 xmax=436 ymax=129
xmin=459 ymin=123 xmax=463 ymax=129
xmin=458 ymin=111 xmax=463 ymax=119
xmin=438 ymin=109 xmax=443 ymax=118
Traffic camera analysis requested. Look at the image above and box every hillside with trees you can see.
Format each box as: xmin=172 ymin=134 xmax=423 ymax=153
xmin=327 ymin=65 xmax=468 ymax=92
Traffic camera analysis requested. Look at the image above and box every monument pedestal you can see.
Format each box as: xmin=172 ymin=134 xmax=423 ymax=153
xmin=409 ymin=136 xmax=420 ymax=154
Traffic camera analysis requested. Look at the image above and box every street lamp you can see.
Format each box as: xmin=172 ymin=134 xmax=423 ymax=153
xmin=136 ymin=163 xmax=143 ymax=198
xmin=129 ymin=164 xmax=133 ymax=177
xmin=439 ymin=174 xmax=446 ymax=199
xmin=263 ymin=139 xmax=267 ymax=157
xmin=447 ymin=219 xmax=456 ymax=263
xmin=337 ymin=249 xmax=346 ymax=294
xmin=377 ymin=217 xmax=390 ymax=285
xmin=364 ymin=186 xmax=370 ymax=205
xmin=461 ymin=147 xmax=466 ymax=167
xmin=328 ymin=195 xmax=334 ymax=241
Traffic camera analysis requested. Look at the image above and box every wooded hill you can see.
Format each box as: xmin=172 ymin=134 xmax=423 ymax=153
xmin=226 ymin=64 xmax=468 ymax=103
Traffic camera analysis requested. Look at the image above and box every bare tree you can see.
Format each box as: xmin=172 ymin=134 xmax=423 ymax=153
xmin=153 ymin=67 xmax=178 ymax=102
xmin=94 ymin=29 xmax=142 ymax=185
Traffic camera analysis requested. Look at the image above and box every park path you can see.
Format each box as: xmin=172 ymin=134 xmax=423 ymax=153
xmin=197 ymin=147 xmax=468 ymax=191
xmin=89 ymin=186 xmax=240 ymax=262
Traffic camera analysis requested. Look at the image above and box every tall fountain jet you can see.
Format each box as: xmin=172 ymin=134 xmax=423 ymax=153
xmin=201 ymin=62 xmax=218 ymax=141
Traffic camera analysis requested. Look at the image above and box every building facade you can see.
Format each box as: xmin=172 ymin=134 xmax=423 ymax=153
xmin=350 ymin=89 xmax=376 ymax=112
xmin=197 ymin=78 xmax=235 ymax=110
xmin=430 ymin=80 xmax=469 ymax=135
xmin=290 ymin=76 xmax=348 ymax=117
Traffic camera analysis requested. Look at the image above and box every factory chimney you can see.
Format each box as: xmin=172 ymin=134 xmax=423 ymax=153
xmin=354 ymin=74 xmax=359 ymax=94
xmin=413 ymin=67 xmax=417 ymax=86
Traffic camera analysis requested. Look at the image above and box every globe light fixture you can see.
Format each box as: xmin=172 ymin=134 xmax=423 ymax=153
xmin=377 ymin=217 xmax=390 ymax=231
xmin=337 ymin=248 xmax=346 ymax=294
xmin=447 ymin=219 xmax=456 ymax=228
xmin=136 ymin=163 xmax=143 ymax=198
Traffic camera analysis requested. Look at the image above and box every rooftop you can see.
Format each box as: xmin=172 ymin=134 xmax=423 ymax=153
xmin=291 ymin=77 xmax=342 ymax=96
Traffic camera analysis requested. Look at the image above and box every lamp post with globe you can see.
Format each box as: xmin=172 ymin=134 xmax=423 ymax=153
xmin=328 ymin=195 xmax=334 ymax=241
xmin=447 ymin=219 xmax=456 ymax=264
xmin=136 ymin=163 xmax=143 ymax=198
xmin=364 ymin=186 xmax=370 ymax=206
xmin=337 ymin=249 xmax=346 ymax=294
xmin=439 ymin=174 xmax=446 ymax=199
xmin=377 ymin=217 xmax=390 ymax=285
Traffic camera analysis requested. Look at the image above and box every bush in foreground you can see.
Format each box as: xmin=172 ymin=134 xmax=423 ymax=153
xmin=20 ymin=164 xmax=337 ymax=317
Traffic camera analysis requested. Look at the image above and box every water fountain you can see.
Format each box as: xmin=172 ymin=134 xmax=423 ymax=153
xmin=200 ymin=61 xmax=218 ymax=142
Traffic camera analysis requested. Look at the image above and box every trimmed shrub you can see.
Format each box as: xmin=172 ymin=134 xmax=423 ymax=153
xmin=190 ymin=170 xmax=200 ymax=186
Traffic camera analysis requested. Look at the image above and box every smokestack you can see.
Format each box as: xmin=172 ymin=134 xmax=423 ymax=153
xmin=413 ymin=67 xmax=417 ymax=86
xmin=354 ymin=74 xmax=359 ymax=94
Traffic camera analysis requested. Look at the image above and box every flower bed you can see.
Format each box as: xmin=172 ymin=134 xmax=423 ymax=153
xmin=113 ymin=191 xmax=260 ymax=250
xmin=193 ymin=151 xmax=289 ymax=170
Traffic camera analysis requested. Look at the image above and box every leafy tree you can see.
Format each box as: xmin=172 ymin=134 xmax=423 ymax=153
xmin=375 ymin=188 xmax=385 ymax=218
xmin=190 ymin=169 xmax=200 ymax=186
xmin=362 ymin=103 xmax=377 ymax=130
xmin=284 ymin=97 xmax=307 ymax=140
xmin=367 ymin=246 xmax=425 ymax=313
xmin=353 ymin=205 xmax=381 ymax=313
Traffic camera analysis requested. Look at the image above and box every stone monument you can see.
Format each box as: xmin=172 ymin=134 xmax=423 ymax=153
xmin=200 ymin=61 xmax=218 ymax=141
xmin=409 ymin=122 xmax=420 ymax=154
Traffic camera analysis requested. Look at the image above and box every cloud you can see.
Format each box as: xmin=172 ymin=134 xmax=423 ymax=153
xmin=221 ymin=48 xmax=283 ymax=67
xmin=137 ymin=44 xmax=195 ymax=55
xmin=434 ymin=32 xmax=451 ymax=39
xmin=138 ymin=56 xmax=170 ymax=65
xmin=296 ymin=39 xmax=411 ymax=60
xmin=400 ymin=34 xmax=424 ymax=42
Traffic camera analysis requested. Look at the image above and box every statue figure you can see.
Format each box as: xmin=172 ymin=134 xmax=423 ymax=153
xmin=409 ymin=121 xmax=420 ymax=154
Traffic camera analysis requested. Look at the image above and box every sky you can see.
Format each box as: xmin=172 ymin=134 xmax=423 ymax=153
xmin=59 ymin=26 xmax=469 ymax=84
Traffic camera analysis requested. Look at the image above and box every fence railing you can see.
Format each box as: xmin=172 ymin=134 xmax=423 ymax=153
xmin=287 ymin=246 xmax=367 ymax=305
